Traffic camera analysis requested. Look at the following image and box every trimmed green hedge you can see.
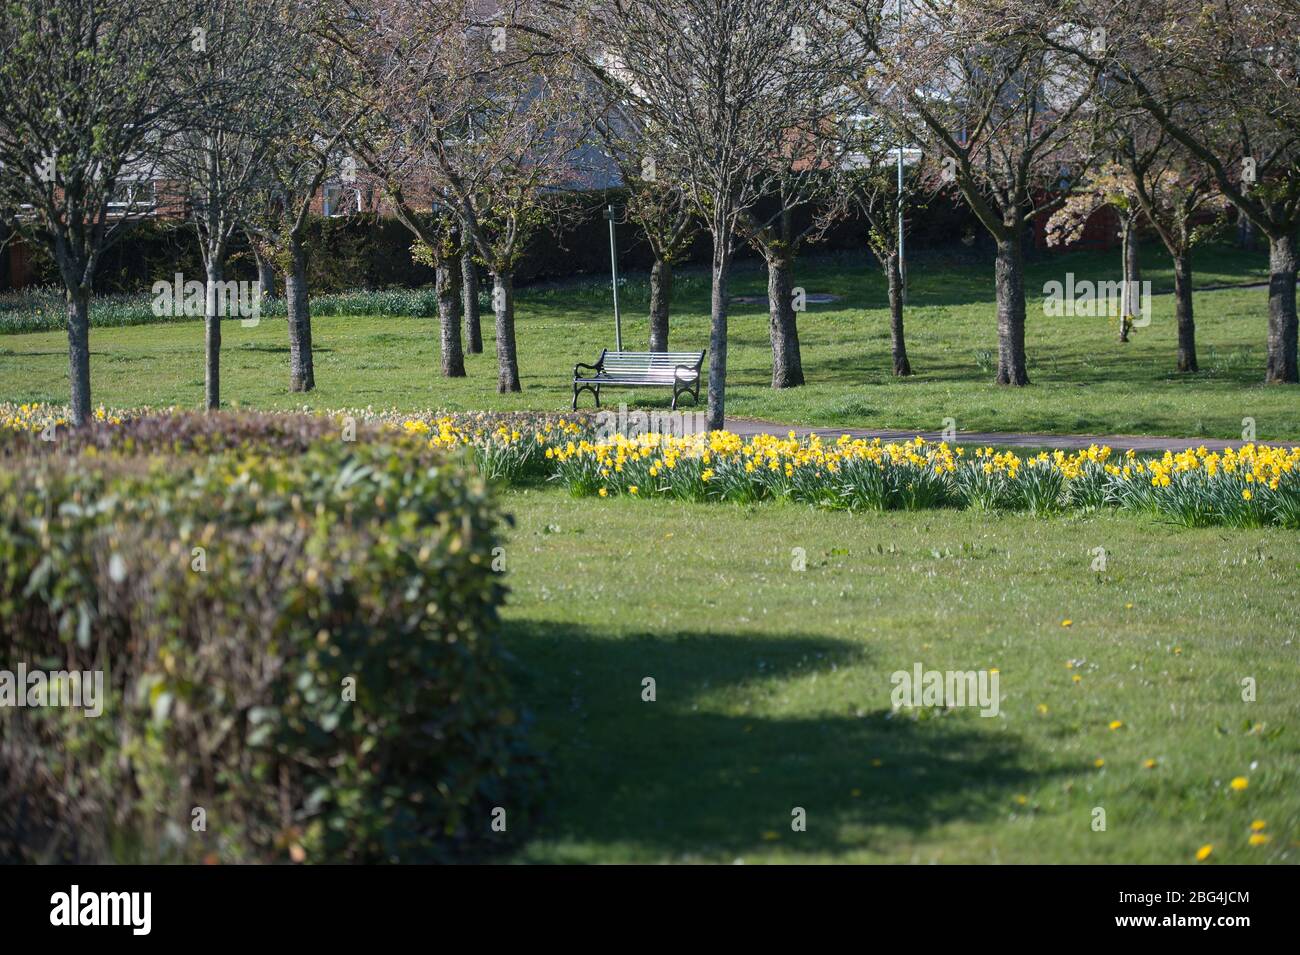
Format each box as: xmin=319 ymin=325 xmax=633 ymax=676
xmin=0 ymin=417 xmax=539 ymax=862
xmin=0 ymin=286 xmax=452 ymax=335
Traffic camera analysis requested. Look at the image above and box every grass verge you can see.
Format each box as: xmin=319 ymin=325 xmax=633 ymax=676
xmin=497 ymin=488 xmax=1299 ymax=863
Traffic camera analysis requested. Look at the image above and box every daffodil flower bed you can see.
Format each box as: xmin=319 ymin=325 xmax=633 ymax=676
xmin=399 ymin=413 xmax=585 ymax=484
xmin=542 ymin=430 xmax=1300 ymax=529
xmin=5 ymin=403 xmax=1298 ymax=528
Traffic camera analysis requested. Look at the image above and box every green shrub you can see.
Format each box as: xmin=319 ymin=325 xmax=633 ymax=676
xmin=0 ymin=286 xmax=454 ymax=334
xmin=0 ymin=422 xmax=539 ymax=863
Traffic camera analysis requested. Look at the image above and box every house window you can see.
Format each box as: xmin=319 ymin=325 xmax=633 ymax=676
xmin=323 ymin=183 xmax=341 ymax=216
xmin=108 ymin=180 xmax=155 ymax=214
xmin=323 ymin=184 xmax=362 ymax=217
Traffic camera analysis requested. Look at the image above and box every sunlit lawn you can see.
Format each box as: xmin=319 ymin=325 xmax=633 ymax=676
xmin=1 ymin=241 xmax=1292 ymax=441
xmin=498 ymin=488 xmax=1300 ymax=863
xmin=3 ymin=235 xmax=1294 ymax=865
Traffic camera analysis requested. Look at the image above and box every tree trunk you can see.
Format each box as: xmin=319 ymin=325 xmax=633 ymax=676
xmin=461 ymin=247 xmax=482 ymax=354
xmin=252 ymin=243 xmax=276 ymax=299
xmin=436 ymin=263 xmax=466 ymax=378
xmin=204 ymin=259 xmax=224 ymax=409
xmin=706 ymin=241 xmax=731 ymax=431
xmin=1265 ymin=231 xmax=1298 ymax=384
xmin=1237 ymin=215 xmax=1257 ymax=251
xmin=649 ymin=257 xmax=672 ymax=352
xmin=492 ymin=270 xmax=521 ymax=392
xmin=285 ymin=234 xmax=314 ymax=392
xmin=767 ymin=256 xmax=805 ymax=388
xmin=65 ymin=285 xmax=92 ymax=427
xmin=994 ymin=229 xmax=1030 ymax=385
xmin=885 ymin=251 xmax=912 ymax=376
xmin=1173 ymin=250 xmax=1197 ymax=373
xmin=1120 ymin=216 xmax=1140 ymax=342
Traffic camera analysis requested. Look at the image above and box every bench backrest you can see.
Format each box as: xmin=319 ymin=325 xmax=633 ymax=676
xmin=601 ymin=351 xmax=704 ymax=381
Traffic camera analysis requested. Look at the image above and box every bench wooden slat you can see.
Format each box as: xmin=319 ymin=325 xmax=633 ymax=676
xmin=572 ymin=349 xmax=705 ymax=411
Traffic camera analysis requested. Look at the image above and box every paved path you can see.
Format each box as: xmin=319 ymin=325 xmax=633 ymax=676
xmin=724 ymin=417 xmax=1290 ymax=452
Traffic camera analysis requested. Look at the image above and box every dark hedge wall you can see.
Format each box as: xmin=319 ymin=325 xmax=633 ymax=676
xmin=3 ymin=189 xmax=989 ymax=294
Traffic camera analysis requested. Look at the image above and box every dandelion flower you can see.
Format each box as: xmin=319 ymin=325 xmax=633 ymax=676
xmin=1229 ymin=776 xmax=1249 ymax=791
xmin=1195 ymin=844 xmax=1213 ymax=861
xmin=1094 ymin=758 xmax=1105 ymax=768
xmin=1108 ymin=720 xmax=1124 ymax=730
xmin=1061 ymin=619 xmax=1073 ymax=628
xmin=1250 ymin=820 xmax=1267 ymax=831
xmin=598 ymin=487 xmax=608 ymax=498
xmin=1143 ymin=758 xmax=1157 ymax=769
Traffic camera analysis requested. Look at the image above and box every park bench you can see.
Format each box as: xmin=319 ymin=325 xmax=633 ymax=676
xmin=572 ymin=349 xmax=705 ymax=410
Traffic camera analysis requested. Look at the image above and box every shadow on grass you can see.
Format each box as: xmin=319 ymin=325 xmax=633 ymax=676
xmin=500 ymin=618 xmax=1055 ymax=860
xmin=235 ymin=342 xmax=335 ymax=354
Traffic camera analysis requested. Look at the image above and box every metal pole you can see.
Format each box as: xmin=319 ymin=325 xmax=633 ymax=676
xmin=896 ymin=0 xmax=906 ymax=306
xmin=607 ymin=203 xmax=623 ymax=351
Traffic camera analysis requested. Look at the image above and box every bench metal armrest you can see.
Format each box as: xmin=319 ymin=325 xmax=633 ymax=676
xmin=573 ymin=361 xmax=602 ymax=379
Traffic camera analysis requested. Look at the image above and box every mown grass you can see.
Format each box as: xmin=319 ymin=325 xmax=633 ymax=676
xmin=497 ymin=487 xmax=1299 ymax=863
xmin=0 ymin=240 xmax=1290 ymax=440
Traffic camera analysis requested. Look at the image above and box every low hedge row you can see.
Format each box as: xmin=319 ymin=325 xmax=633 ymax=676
xmin=0 ymin=286 xmax=452 ymax=335
xmin=0 ymin=420 xmax=539 ymax=863
xmin=0 ymin=408 xmax=380 ymax=458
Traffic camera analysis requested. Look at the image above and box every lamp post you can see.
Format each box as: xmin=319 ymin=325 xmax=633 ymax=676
xmin=896 ymin=0 xmax=906 ymax=306
xmin=605 ymin=203 xmax=623 ymax=350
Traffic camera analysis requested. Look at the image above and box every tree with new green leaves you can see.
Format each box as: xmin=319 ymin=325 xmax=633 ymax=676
xmin=1057 ymin=0 xmax=1300 ymax=383
xmin=736 ymin=136 xmax=845 ymax=390
xmin=840 ymin=0 xmax=1105 ymax=386
xmin=321 ymin=0 xmax=469 ymax=379
xmin=1046 ymin=163 xmax=1148 ymax=343
xmin=163 ymin=0 xmax=291 ymax=409
xmin=434 ymin=12 xmax=600 ymax=393
xmin=826 ymin=107 xmax=931 ymax=378
xmin=0 ymin=0 xmax=196 ymax=425
xmin=243 ymin=0 xmax=365 ymax=393
xmin=336 ymin=0 xmax=589 ymax=392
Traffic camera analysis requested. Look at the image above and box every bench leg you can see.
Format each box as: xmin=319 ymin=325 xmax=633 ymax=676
xmin=672 ymin=384 xmax=699 ymax=410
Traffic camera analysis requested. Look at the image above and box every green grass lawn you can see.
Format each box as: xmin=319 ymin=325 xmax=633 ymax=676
xmin=2 ymin=241 xmax=1293 ymax=441
xmin=497 ymin=488 xmax=1298 ymax=864
xmin=3 ymin=236 xmax=1293 ymax=866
